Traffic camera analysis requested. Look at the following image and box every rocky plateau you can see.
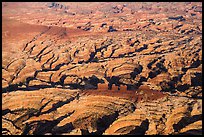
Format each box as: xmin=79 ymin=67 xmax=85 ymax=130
xmin=2 ymin=2 xmax=202 ymax=135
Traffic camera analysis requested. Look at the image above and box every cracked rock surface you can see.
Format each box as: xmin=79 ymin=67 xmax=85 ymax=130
xmin=2 ymin=2 xmax=202 ymax=135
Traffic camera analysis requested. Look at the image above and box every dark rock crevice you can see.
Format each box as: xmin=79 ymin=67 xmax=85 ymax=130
xmin=128 ymin=119 xmax=149 ymax=135
xmin=173 ymin=114 xmax=202 ymax=133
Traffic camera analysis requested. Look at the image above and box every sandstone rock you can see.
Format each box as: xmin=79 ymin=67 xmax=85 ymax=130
xmin=2 ymin=2 xmax=202 ymax=135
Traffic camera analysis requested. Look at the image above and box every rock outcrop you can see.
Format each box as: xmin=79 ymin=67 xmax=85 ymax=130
xmin=2 ymin=2 xmax=202 ymax=135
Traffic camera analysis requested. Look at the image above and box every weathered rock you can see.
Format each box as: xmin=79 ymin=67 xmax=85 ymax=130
xmin=2 ymin=2 xmax=202 ymax=135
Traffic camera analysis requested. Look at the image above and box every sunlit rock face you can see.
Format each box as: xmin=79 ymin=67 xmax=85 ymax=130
xmin=2 ymin=2 xmax=202 ymax=135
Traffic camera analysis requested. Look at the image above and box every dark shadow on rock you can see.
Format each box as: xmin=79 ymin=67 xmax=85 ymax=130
xmin=135 ymin=44 xmax=148 ymax=52
xmin=52 ymin=122 xmax=74 ymax=135
xmin=128 ymin=119 xmax=149 ymax=135
xmin=130 ymin=65 xmax=143 ymax=79
xmin=191 ymin=72 xmax=202 ymax=86
xmin=108 ymin=26 xmax=117 ymax=32
xmin=168 ymin=16 xmax=186 ymax=21
xmin=177 ymin=129 xmax=202 ymax=135
xmin=176 ymin=84 xmax=190 ymax=92
xmin=94 ymin=111 xmax=119 ymax=135
xmin=173 ymin=114 xmax=202 ymax=133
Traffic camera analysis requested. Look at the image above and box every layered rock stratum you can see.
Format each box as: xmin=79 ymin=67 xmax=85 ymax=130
xmin=2 ymin=2 xmax=202 ymax=135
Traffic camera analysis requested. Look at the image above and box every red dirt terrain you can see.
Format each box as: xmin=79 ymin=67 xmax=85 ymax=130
xmin=2 ymin=2 xmax=202 ymax=135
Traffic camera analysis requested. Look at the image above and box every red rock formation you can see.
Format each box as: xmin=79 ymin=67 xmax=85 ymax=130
xmin=2 ymin=2 xmax=202 ymax=135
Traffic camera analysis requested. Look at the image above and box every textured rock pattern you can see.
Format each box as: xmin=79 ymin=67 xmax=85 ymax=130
xmin=2 ymin=2 xmax=202 ymax=135
xmin=2 ymin=89 xmax=202 ymax=135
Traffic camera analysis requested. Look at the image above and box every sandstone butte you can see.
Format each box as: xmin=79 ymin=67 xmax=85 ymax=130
xmin=2 ymin=2 xmax=202 ymax=135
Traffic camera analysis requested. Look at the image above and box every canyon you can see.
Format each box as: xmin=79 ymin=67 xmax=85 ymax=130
xmin=2 ymin=2 xmax=202 ymax=135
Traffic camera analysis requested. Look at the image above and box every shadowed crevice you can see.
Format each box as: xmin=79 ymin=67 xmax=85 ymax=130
xmin=128 ymin=119 xmax=149 ymax=135
xmin=173 ymin=114 xmax=202 ymax=133
xmin=40 ymin=94 xmax=78 ymax=115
